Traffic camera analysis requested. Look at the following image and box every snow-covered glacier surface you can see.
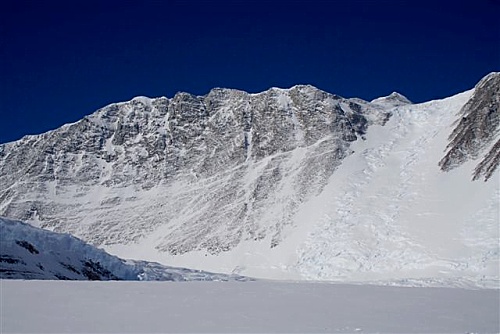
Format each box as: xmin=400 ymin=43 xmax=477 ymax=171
xmin=0 ymin=74 xmax=498 ymax=287
xmin=2 ymin=280 xmax=499 ymax=333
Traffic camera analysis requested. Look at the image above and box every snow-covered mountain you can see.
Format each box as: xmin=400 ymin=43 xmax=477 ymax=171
xmin=0 ymin=217 xmax=249 ymax=281
xmin=0 ymin=85 xmax=384 ymax=255
xmin=0 ymin=73 xmax=498 ymax=286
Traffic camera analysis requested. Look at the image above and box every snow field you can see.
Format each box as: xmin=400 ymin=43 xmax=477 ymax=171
xmin=2 ymin=280 xmax=499 ymax=333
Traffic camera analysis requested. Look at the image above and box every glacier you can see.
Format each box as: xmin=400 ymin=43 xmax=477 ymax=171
xmin=0 ymin=216 xmax=249 ymax=281
xmin=3 ymin=280 xmax=499 ymax=333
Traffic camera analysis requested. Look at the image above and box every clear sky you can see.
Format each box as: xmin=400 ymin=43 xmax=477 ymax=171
xmin=1 ymin=0 xmax=498 ymax=143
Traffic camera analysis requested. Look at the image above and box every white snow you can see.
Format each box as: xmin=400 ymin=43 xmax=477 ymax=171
xmin=295 ymin=89 xmax=499 ymax=286
xmin=1 ymin=280 xmax=498 ymax=333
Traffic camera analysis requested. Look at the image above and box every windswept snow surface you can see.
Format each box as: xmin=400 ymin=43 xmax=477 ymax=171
xmin=1 ymin=280 xmax=498 ymax=333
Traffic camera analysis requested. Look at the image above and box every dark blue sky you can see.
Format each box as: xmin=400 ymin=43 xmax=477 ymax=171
xmin=1 ymin=0 xmax=498 ymax=143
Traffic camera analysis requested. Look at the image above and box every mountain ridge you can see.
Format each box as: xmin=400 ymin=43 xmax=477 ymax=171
xmin=0 ymin=73 xmax=498 ymax=284
xmin=439 ymin=72 xmax=500 ymax=181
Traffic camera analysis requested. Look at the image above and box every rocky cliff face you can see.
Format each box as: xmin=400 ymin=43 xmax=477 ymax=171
xmin=0 ymin=85 xmax=387 ymax=253
xmin=439 ymin=72 xmax=500 ymax=181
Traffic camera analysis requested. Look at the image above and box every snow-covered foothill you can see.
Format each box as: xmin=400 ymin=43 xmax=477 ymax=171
xmin=0 ymin=217 xmax=250 ymax=281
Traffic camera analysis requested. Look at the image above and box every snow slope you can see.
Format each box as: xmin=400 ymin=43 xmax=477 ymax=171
xmin=0 ymin=217 xmax=249 ymax=281
xmin=295 ymin=90 xmax=499 ymax=285
xmin=2 ymin=280 xmax=499 ymax=333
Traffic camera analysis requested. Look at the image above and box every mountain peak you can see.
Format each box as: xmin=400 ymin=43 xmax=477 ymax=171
xmin=474 ymin=72 xmax=500 ymax=92
xmin=371 ymin=91 xmax=412 ymax=106
xmin=251 ymin=84 xmax=324 ymax=96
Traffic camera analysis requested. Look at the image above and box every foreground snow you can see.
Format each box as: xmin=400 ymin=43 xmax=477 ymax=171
xmin=2 ymin=280 xmax=498 ymax=333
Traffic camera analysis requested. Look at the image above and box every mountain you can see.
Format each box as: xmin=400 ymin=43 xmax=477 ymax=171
xmin=370 ymin=91 xmax=412 ymax=107
xmin=0 ymin=73 xmax=498 ymax=286
xmin=439 ymin=72 xmax=500 ymax=181
xmin=0 ymin=217 xmax=249 ymax=281
xmin=0 ymin=85 xmax=384 ymax=255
